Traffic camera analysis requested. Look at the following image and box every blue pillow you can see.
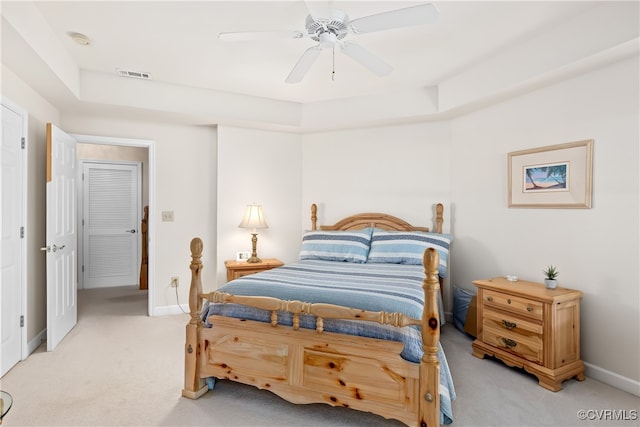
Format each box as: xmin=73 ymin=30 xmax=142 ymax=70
xmin=299 ymin=228 xmax=373 ymax=263
xmin=367 ymin=230 xmax=452 ymax=277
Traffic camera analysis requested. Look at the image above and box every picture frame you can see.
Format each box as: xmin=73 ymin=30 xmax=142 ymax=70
xmin=508 ymin=139 xmax=593 ymax=208
xmin=236 ymin=251 xmax=251 ymax=262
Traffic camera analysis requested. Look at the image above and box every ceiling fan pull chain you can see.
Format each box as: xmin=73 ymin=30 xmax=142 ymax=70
xmin=332 ymin=47 xmax=336 ymax=81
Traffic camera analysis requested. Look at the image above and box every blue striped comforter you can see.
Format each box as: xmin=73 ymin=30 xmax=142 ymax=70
xmin=202 ymin=260 xmax=455 ymax=424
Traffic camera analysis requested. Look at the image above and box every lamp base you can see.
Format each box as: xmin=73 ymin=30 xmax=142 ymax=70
xmin=247 ymin=233 xmax=261 ymax=263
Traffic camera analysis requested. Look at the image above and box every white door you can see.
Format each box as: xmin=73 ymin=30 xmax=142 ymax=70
xmin=1 ymin=100 xmax=26 ymax=375
xmin=46 ymin=124 xmax=77 ymax=351
xmin=82 ymin=162 xmax=140 ymax=288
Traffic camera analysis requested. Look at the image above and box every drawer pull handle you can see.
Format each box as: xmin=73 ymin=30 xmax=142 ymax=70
xmin=487 ymin=296 xmax=493 ymax=302
xmin=527 ymin=306 xmax=533 ymax=312
xmin=501 ymin=320 xmax=517 ymax=330
xmin=502 ymin=338 xmax=517 ymax=348
xmin=507 ymin=298 xmax=511 ymax=304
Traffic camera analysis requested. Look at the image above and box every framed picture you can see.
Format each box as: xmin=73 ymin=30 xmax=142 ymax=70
xmin=508 ymin=140 xmax=593 ymax=208
xmin=236 ymin=251 xmax=251 ymax=262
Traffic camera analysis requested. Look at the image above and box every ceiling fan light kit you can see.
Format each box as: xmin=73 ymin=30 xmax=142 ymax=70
xmin=318 ymin=32 xmax=338 ymax=48
xmin=219 ymin=2 xmax=439 ymax=83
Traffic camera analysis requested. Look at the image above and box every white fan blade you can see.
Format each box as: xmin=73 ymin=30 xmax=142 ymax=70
xmin=340 ymin=42 xmax=392 ymax=77
xmin=286 ymin=45 xmax=322 ymax=83
xmin=219 ymin=31 xmax=304 ymax=42
xmin=349 ymin=3 xmax=439 ymax=34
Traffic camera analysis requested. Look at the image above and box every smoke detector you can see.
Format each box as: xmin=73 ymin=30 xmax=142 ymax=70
xmin=68 ymin=32 xmax=91 ymax=46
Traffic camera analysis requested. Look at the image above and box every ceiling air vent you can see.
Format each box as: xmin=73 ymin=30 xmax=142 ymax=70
xmin=116 ymin=68 xmax=152 ymax=80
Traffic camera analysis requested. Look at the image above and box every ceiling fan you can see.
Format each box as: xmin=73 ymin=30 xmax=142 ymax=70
xmin=219 ymin=2 xmax=439 ymax=83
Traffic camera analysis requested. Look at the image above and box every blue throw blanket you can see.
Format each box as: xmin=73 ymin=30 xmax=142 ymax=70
xmin=202 ymin=260 xmax=455 ymax=424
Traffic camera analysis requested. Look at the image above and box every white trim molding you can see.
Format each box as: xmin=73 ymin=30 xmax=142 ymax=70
xmin=27 ymin=329 xmax=47 ymax=355
xmin=153 ymin=304 xmax=189 ymax=317
xmin=585 ymin=362 xmax=640 ymax=397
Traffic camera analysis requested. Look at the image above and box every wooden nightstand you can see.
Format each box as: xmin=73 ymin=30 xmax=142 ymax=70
xmin=225 ymin=258 xmax=284 ymax=282
xmin=471 ymin=277 xmax=585 ymax=391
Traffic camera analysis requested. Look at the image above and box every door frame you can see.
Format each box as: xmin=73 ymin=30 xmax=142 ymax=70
xmin=0 ymin=95 xmax=29 ymax=362
xmin=72 ymin=134 xmax=156 ymax=316
xmin=78 ymin=159 xmax=142 ymax=290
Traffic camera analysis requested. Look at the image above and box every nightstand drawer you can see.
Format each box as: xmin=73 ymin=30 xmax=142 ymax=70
xmin=482 ymin=318 xmax=543 ymax=364
xmin=225 ymin=258 xmax=284 ymax=282
xmin=483 ymin=308 xmax=543 ymax=336
xmin=483 ymin=289 xmax=543 ymax=321
xmin=231 ymin=268 xmax=267 ymax=280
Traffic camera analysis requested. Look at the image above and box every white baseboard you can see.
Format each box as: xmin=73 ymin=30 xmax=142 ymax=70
xmin=26 ymin=329 xmax=46 ymax=356
xmin=585 ymin=362 xmax=640 ymax=397
xmin=152 ymin=304 xmax=190 ymax=317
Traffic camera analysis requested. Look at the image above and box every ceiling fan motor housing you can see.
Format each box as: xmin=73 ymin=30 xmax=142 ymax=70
xmin=305 ymin=10 xmax=349 ymax=44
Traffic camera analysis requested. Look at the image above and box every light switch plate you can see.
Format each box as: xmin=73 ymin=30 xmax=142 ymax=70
xmin=162 ymin=211 xmax=174 ymax=222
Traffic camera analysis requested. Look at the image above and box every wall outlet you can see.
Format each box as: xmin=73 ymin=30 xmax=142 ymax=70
xmin=170 ymin=276 xmax=179 ymax=287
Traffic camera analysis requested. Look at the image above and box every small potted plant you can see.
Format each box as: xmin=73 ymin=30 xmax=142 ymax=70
xmin=543 ymin=265 xmax=559 ymax=289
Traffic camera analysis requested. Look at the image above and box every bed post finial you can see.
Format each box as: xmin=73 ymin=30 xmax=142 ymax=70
xmin=311 ymin=204 xmax=318 ymax=231
xmin=419 ymin=247 xmax=441 ymax=427
xmin=190 ymin=236 xmax=203 ymax=258
xmin=435 ymin=203 xmax=444 ymax=234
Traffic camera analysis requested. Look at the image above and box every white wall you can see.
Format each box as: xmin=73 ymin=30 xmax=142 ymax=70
xmin=450 ymin=57 xmax=639 ymax=390
xmin=61 ymin=115 xmax=217 ymax=311
xmin=216 ymin=126 xmax=303 ymax=287
xmin=301 ymin=122 xmax=454 ymax=313
xmin=302 ymin=122 xmax=451 ymax=227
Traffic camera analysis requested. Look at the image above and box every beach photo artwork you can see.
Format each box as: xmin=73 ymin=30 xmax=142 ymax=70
xmin=523 ymin=162 xmax=569 ymax=192
xmin=508 ymin=139 xmax=592 ymax=208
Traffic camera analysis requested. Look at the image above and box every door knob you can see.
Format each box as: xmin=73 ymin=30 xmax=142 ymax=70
xmin=125 ymin=229 xmax=136 ymax=234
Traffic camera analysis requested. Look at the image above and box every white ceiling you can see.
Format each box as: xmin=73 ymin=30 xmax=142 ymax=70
xmin=3 ymin=1 xmax=637 ymax=130
xmin=31 ymin=1 xmax=595 ymax=104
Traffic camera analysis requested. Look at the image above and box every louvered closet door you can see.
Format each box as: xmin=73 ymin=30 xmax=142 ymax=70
xmin=83 ymin=162 xmax=140 ymax=288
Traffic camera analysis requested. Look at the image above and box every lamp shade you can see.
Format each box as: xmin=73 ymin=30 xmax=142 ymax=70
xmin=238 ymin=204 xmax=268 ymax=231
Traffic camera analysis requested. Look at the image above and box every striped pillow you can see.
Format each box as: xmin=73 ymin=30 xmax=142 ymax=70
xmin=299 ymin=229 xmax=373 ymax=263
xmin=367 ymin=230 xmax=452 ymax=277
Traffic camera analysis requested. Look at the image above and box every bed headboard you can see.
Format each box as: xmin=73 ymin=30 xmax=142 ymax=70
xmin=310 ymin=203 xmax=444 ymax=233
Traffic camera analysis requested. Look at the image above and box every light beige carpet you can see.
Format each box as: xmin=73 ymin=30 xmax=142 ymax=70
xmin=1 ymin=286 xmax=638 ymax=426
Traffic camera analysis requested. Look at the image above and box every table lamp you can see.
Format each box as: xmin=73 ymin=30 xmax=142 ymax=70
xmin=238 ymin=204 xmax=268 ymax=263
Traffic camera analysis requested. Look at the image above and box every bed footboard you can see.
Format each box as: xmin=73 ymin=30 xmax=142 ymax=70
xmin=183 ymin=237 xmax=442 ymax=426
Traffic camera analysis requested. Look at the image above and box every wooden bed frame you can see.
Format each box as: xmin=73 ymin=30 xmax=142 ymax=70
xmin=183 ymin=203 xmax=445 ymax=427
